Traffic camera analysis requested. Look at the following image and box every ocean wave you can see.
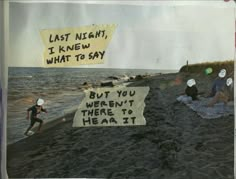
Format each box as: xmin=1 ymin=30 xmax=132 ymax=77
xmin=9 ymin=75 xmax=33 ymax=79
xmin=7 ymin=67 xmax=164 ymax=144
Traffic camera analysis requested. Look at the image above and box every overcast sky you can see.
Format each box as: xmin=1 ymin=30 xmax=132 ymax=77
xmin=9 ymin=1 xmax=235 ymax=70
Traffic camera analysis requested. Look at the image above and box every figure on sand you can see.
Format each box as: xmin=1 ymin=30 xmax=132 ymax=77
xmin=24 ymin=98 xmax=47 ymax=136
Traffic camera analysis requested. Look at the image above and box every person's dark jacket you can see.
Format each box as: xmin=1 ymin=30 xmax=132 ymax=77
xmin=185 ymin=85 xmax=198 ymax=100
xmin=210 ymin=78 xmax=226 ymax=97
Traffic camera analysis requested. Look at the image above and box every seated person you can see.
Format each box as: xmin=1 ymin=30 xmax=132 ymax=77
xmin=208 ymin=77 xmax=234 ymax=107
xmin=208 ymin=69 xmax=226 ymax=97
xmin=185 ymin=79 xmax=198 ymax=100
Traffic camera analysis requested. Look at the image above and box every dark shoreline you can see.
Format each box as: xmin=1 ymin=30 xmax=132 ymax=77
xmin=7 ymin=72 xmax=234 ymax=178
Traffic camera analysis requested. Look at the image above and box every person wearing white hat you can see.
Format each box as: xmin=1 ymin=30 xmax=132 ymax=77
xmin=208 ymin=77 xmax=234 ymax=107
xmin=208 ymin=69 xmax=227 ymax=97
xmin=185 ymin=79 xmax=198 ymax=100
xmin=24 ymin=98 xmax=47 ymax=136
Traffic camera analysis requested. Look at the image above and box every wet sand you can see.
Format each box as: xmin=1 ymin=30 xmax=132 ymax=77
xmin=7 ymin=72 xmax=234 ymax=179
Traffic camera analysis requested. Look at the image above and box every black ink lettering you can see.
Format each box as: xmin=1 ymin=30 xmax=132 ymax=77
xmin=101 ymin=30 xmax=105 ymax=38
xmin=115 ymin=101 xmax=123 ymax=107
xmin=95 ymin=52 xmax=100 ymax=59
xmin=75 ymin=30 xmax=106 ymax=41
xmin=123 ymin=117 xmax=129 ymax=124
xmin=82 ymin=117 xmax=91 ymax=126
xmin=59 ymin=45 xmax=65 ymax=53
xmin=109 ymin=101 xmax=114 ymax=107
xmin=46 ymin=58 xmax=53 ymax=64
xmin=97 ymin=93 xmax=103 ymax=99
xmin=129 ymin=100 xmax=134 ymax=107
xmin=88 ymin=51 xmax=105 ymax=60
xmin=94 ymin=109 xmax=99 ymax=116
xmin=122 ymin=91 xmax=127 ymax=97
xmin=107 ymin=109 xmax=114 ymax=116
xmin=55 ymin=35 xmax=60 ymax=41
xmin=88 ymin=52 xmax=93 ymax=60
xmin=100 ymin=109 xmax=106 ymax=115
xmin=82 ymin=32 xmax=87 ymax=40
xmin=101 ymin=101 xmax=107 ymax=107
xmin=49 ymin=34 xmax=54 ymax=43
xmin=131 ymin=117 xmax=136 ymax=124
xmin=89 ymin=91 xmax=96 ymax=99
xmin=92 ymin=118 xmax=98 ymax=124
xmin=82 ymin=43 xmax=90 ymax=49
xmin=75 ymin=54 xmax=85 ymax=61
xmin=130 ymin=90 xmax=136 ymax=96
xmin=117 ymin=90 xmax=122 ymax=97
xmin=99 ymin=51 xmax=105 ymax=59
xmin=122 ymin=109 xmax=127 ymax=115
xmin=86 ymin=102 xmax=93 ymax=108
xmin=46 ymin=55 xmax=70 ymax=64
xmin=65 ymin=55 xmax=71 ymax=61
xmin=87 ymin=109 xmax=93 ymax=116
xmin=54 ymin=56 xmax=60 ymax=63
xmin=93 ymin=51 xmax=99 ymax=59
xmin=64 ymin=33 xmax=71 ymax=41
xmin=66 ymin=44 xmax=75 ymax=51
xmin=75 ymin=33 xmax=82 ymax=40
xmin=74 ymin=43 xmax=81 ymax=50
xmin=88 ymin=32 xmax=94 ymax=38
xmin=128 ymin=109 xmax=133 ymax=115
xmin=81 ymin=110 xmax=87 ymax=116
xmin=101 ymin=118 xmax=108 ymax=124
xmin=49 ymin=33 xmax=71 ymax=43
xmin=104 ymin=91 xmax=110 ymax=98
xmin=48 ymin=47 xmax=55 ymax=55
xmin=94 ymin=101 xmax=99 ymax=108
xmin=110 ymin=117 xmax=117 ymax=124
xmin=95 ymin=30 xmax=102 ymax=38
xmin=60 ymin=55 xmax=66 ymax=63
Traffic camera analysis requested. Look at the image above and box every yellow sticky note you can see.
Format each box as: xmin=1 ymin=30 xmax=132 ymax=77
xmin=72 ymin=86 xmax=150 ymax=127
xmin=40 ymin=24 xmax=117 ymax=67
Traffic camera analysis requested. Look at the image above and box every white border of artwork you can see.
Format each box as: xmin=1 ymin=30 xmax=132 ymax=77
xmin=3 ymin=1 xmax=236 ymax=179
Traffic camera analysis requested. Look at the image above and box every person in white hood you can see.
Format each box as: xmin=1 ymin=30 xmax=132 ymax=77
xmin=208 ymin=77 xmax=234 ymax=107
xmin=24 ymin=98 xmax=47 ymax=135
xmin=185 ymin=79 xmax=198 ymax=100
xmin=208 ymin=69 xmax=227 ymax=97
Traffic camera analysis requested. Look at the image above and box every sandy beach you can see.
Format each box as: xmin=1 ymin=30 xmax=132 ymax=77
xmin=7 ymin=72 xmax=234 ymax=179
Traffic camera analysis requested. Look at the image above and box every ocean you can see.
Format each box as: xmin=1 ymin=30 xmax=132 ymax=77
xmin=7 ymin=67 xmax=175 ymax=144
